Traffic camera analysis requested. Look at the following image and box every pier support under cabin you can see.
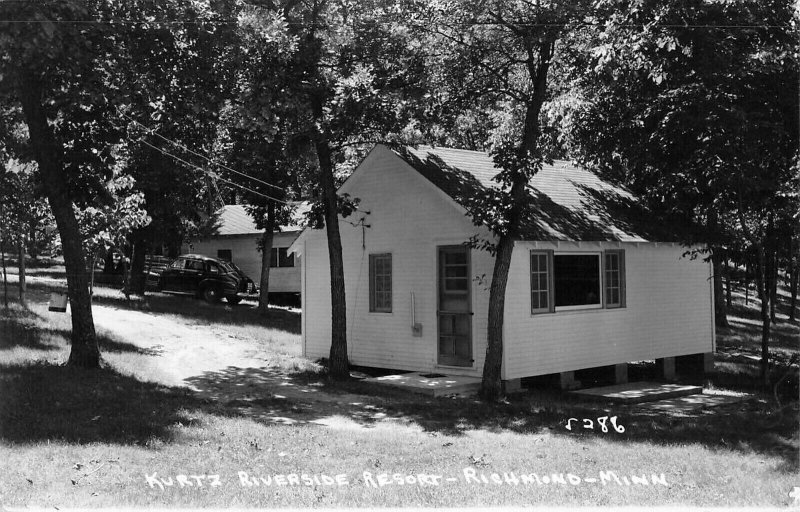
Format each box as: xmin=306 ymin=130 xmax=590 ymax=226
xmin=559 ymin=371 xmax=581 ymax=390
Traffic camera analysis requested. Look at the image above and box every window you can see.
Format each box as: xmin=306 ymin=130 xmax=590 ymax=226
xmin=530 ymin=251 xmax=553 ymax=313
xmin=269 ymin=247 xmax=295 ymax=268
xmin=442 ymin=249 xmax=469 ymax=293
xmin=207 ymin=262 xmax=221 ymax=275
xmin=185 ymin=259 xmax=204 ymax=271
xmin=604 ymin=250 xmax=625 ymax=308
xmin=530 ymin=249 xmax=626 ymax=314
xmin=369 ymin=253 xmax=392 ymax=312
xmin=279 ymin=248 xmax=295 ymax=267
xmin=554 ymin=254 xmax=601 ymax=308
xmin=217 ymin=249 xmax=232 ymax=262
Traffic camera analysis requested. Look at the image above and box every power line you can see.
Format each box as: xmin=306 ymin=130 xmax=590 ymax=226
xmin=136 ymin=137 xmax=291 ymax=205
xmin=0 ymin=19 xmax=792 ymax=29
xmin=119 ymin=110 xmax=286 ymax=193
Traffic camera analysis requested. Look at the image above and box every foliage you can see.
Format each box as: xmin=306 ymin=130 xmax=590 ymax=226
xmin=76 ymin=174 xmax=151 ymax=261
xmin=414 ymin=0 xmax=598 ymax=399
xmin=554 ymin=0 xmax=799 ymax=384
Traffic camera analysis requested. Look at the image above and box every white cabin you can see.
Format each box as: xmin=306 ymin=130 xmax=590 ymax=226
xmin=184 ymin=204 xmax=307 ymax=294
xmin=291 ymin=145 xmax=714 ymax=387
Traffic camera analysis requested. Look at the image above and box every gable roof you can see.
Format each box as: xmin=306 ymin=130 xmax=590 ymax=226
xmin=211 ymin=202 xmax=310 ymax=236
xmin=391 ymin=145 xmax=675 ymax=243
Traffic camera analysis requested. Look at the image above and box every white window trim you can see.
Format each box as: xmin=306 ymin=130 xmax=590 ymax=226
xmin=552 ymin=251 xmax=603 ymax=312
xmin=530 ymin=250 xmax=553 ymax=315
xmin=369 ymin=252 xmax=393 ymax=313
xmin=603 ymin=250 xmax=625 ymax=309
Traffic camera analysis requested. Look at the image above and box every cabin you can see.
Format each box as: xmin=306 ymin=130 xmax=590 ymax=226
xmin=290 ymin=145 xmax=714 ymax=390
xmin=183 ymin=203 xmax=308 ymax=298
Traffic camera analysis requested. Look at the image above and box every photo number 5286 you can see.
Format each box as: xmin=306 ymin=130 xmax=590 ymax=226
xmin=565 ymin=416 xmax=625 ymax=433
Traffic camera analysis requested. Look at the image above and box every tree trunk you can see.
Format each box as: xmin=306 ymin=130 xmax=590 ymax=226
xmin=129 ymin=238 xmax=147 ymax=295
xmin=258 ymin=203 xmax=276 ymax=315
xmin=17 ymin=234 xmax=26 ymax=307
xmin=19 ymin=76 xmax=100 ymax=368
xmin=481 ymin=230 xmax=514 ymax=399
xmin=724 ymin=259 xmax=732 ymax=308
xmin=769 ymin=252 xmax=778 ymax=323
xmin=1 ymin=237 xmax=8 ymax=308
xmin=121 ymin=245 xmax=131 ymax=301
xmin=317 ymin=140 xmax=349 ymax=379
xmin=790 ymin=241 xmax=798 ymax=322
xmin=480 ymin=40 xmax=554 ymax=400
xmin=90 ymin=250 xmax=96 ymax=302
xmin=711 ymin=252 xmax=728 ymax=328
xmin=744 ymin=261 xmax=750 ymax=305
xmin=28 ymin=220 xmax=38 ymax=262
xmin=754 ymin=244 xmax=771 ymax=388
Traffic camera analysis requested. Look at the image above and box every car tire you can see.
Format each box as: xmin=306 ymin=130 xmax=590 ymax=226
xmin=226 ymin=295 xmax=242 ymax=305
xmin=202 ymin=286 xmax=222 ymax=303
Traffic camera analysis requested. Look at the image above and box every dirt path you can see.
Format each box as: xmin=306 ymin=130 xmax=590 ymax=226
xmin=91 ymin=304 xmax=411 ymax=430
xmin=92 ymin=304 xmax=265 ymax=387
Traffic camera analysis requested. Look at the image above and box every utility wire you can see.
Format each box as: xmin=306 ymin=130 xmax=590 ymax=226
xmin=0 ymin=19 xmax=793 ymax=29
xmin=136 ymin=137 xmax=291 ymax=205
xmin=119 ymin=110 xmax=286 ymax=193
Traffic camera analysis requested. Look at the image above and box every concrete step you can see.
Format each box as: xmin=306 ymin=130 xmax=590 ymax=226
xmin=569 ymin=381 xmax=702 ymax=404
xmin=363 ymin=372 xmax=481 ymax=397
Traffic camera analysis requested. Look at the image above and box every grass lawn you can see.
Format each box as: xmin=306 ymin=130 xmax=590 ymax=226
xmin=0 ymin=263 xmax=798 ymax=507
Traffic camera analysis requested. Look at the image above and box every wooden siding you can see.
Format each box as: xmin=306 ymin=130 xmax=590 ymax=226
xmin=502 ymin=241 xmax=714 ymax=379
xmin=183 ymin=231 xmax=301 ymax=293
xmin=300 ymin=145 xmax=714 ymax=378
xmin=302 ymin=146 xmax=493 ymax=375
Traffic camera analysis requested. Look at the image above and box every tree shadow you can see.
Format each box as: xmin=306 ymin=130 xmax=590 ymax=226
xmin=0 ymin=301 xmax=165 ymax=355
xmin=183 ymin=364 xmax=798 ymax=472
xmin=0 ymin=360 xmax=224 ymax=445
xmin=393 ymin=146 xmax=678 ymax=242
xmin=3 ymin=276 xmax=300 ymax=334
xmin=719 ymin=300 xmax=800 ymax=353
xmin=91 ymin=292 xmax=301 ymax=334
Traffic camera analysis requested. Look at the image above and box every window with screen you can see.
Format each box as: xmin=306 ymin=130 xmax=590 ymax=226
xmin=530 ymin=251 xmax=553 ymax=313
xmin=530 ymin=250 xmax=625 ymax=314
xmin=369 ymin=253 xmax=392 ymax=313
xmin=604 ymin=250 xmax=625 ymax=308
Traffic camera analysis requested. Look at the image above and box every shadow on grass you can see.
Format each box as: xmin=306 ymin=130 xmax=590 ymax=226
xmin=184 ymin=364 xmax=798 ymax=473
xmin=0 ymin=302 xmax=165 ymax=356
xmin=91 ymin=291 xmax=301 ymax=335
xmin=0 ymin=361 xmax=224 ymax=445
xmin=3 ymin=275 xmax=300 ymax=335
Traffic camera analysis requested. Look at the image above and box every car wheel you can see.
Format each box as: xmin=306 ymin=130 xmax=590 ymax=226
xmin=202 ymin=286 xmax=222 ymax=303
xmin=226 ymin=295 xmax=242 ymax=305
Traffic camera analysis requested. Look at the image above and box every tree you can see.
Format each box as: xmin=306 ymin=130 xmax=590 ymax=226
xmin=555 ymin=0 xmax=799 ymax=386
xmin=77 ymin=173 xmax=151 ymax=300
xmin=116 ymin=1 xmax=243 ymax=292
xmin=0 ymin=1 xmax=130 ymax=367
xmin=0 ymin=159 xmax=41 ymax=307
xmin=241 ymin=0 xmax=424 ymax=378
xmin=214 ymin=12 xmax=301 ymax=314
xmin=417 ymin=0 xmax=598 ymax=399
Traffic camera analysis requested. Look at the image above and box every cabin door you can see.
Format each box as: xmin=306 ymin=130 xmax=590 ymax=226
xmin=437 ymin=245 xmax=473 ymax=367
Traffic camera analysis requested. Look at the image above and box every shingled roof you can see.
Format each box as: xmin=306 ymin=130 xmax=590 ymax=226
xmin=391 ymin=145 xmax=672 ymax=242
xmin=210 ymin=203 xmax=310 ymax=236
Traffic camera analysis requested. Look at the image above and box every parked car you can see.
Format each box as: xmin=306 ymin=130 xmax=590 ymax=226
xmin=153 ymin=254 xmax=252 ymax=304
xmin=225 ymin=261 xmax=258 ymax=295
